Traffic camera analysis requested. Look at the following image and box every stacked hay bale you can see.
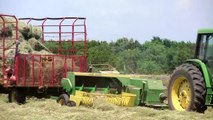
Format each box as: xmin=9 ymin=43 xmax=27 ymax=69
xmin=0 ymin=18 xmax=44 ymax=55
xmin=17 ymin=54 xmax=73 ymax=86
xmin=0 ymin=18 xmax=72 ymax=86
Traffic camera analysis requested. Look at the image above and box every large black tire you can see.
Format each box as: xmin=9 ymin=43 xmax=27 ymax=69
xmin=57 ymin=94 xmax=70 ymax=106
xmin=8 ymin=88 xmax=26 ymax=104
xmin=168 ymin=63 xmax=207 ymax=113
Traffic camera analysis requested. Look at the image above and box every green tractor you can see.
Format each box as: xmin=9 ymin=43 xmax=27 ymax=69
xmin=168 ymin=29 xmax=213 ymax=112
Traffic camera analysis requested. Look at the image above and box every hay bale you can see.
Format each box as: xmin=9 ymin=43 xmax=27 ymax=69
xmin=18 ymin=41 xmax=33 ymax=54
xmin=31 ymin=25 xmax=42 ymax=40
xmin=1 ymin=17 xmax=42 ymax=40
xmin=0 ymin=18 xmax=43 ymax=55
xmin=28 ymin=38 xmax=51 ymax=52
xmin=0 ymin=25 xmax=13 ymax=38
xmin=18 ymin=20 xmax=28 ymax=31
xmin=19 ymin=24 xmax=42 ymax=40
xmin=17 ymin=38 xmax=50 ymax=54
xmin=17 ymin=55 xmax=72 ymax=86
xmin=5 ymin=48 xmax=15 ymax=58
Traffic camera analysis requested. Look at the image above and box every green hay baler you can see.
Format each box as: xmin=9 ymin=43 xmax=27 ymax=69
xmin=58 ymin=72 xmax=167 ymax=107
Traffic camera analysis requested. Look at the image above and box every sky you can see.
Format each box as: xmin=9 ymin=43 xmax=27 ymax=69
xmin=0 ymin=0 xmax=213 ymax=43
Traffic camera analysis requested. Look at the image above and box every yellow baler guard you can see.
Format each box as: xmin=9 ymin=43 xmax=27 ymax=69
xmin=70 ymin=90 xmax=136 ymax=107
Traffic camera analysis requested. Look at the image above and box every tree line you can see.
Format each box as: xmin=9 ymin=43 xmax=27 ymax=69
xmin=45 ymin=37 xmax=195 ymax=74
xmin=87 ymin=37 xmax=195 ymax=74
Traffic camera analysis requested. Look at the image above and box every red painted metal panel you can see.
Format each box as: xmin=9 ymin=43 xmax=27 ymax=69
xmin=0 ymin=14 xmax=18 ymax=87
xmin=51 ymin=56 xmax=54 ymax=86
xmin=32 ymin=55 xmax=34 ymax=86
xmin=23 ymin=55 xmax=26 ymax=86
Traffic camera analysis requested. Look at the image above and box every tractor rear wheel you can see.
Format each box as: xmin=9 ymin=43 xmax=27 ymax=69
xmin=57 ymin=94 xmax=69 ymax=106
xmin=168 ymin=63 xmax=207 ymax=113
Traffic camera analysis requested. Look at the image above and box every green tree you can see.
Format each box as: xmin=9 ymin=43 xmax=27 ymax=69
xmin=118 ymin=48 xmax=142 ymax=73
xmin=110 ymin=37 xmax=141 ymax=53
xmin=87 ymin=41 xmax=116 ymax=65
xmin=139 ymin=38 xmax=168 ymax=73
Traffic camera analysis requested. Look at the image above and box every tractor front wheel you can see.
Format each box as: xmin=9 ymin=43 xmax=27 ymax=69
xmin=168 ymin=63 xmax=207 ymax=113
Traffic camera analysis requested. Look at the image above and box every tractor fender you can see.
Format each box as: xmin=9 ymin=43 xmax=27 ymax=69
xmin=186 ymin=59 xmax=212 ymax=88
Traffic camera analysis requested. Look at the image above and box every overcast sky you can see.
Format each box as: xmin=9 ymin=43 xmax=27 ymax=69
xmin=0 ymin=0 xmax=213 ymax=43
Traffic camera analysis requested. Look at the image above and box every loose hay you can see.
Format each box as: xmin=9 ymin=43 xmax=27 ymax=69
xmin=92 ymin=97 xmax=117 ymax=111
xmin=0 ymin=95 xmax=213 ymax=120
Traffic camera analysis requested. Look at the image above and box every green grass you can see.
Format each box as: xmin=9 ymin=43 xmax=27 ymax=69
xmin=0 ymin=94 xmax=213 ymax=120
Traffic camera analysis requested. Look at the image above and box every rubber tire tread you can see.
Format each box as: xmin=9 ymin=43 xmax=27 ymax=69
xmin=168 ymin=63 xmax=207 ymax=113
xmin=16 ymin=89 xmax=26 ymax=104
xmin=8 ymin=88 xmax=26 ymax=104
xmin=67 ymin=100 xmax=76 ymax=107
xmin=57 ymin=94 xmax=70 ymax=105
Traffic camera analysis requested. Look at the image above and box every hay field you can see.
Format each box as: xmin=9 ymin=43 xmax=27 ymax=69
xmin=0 ymin=94 xmax=213 ymax=120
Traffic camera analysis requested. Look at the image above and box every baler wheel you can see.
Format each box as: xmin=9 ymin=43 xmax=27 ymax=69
xmin=168 ymin=63 xmax=207 ymax=113
xmin=67 ymin=100 xmax=76 ymax=107
xmin=57 ymin=94 xmax=69 ymax=106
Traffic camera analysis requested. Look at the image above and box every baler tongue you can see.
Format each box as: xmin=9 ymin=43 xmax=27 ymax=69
xmin=70 ymin=90 xmax=136 ymax=107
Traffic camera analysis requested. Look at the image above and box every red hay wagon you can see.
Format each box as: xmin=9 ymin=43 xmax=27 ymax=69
xmin=0 ymin=14 xmax=88 ymax=103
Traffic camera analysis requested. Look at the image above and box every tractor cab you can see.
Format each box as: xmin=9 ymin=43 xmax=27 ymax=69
xmin=195 ymin=29 xmax=213 ymax=78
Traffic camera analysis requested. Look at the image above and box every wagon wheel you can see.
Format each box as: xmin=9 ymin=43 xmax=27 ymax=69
xmin=8 ymin=89 xmax=17 ymax=103
xmin=8 ymin=88 xmax=26 ymax=104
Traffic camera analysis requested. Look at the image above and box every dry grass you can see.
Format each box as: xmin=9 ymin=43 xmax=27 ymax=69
xmin=0 ymin=94 xmax=213 ymax=120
